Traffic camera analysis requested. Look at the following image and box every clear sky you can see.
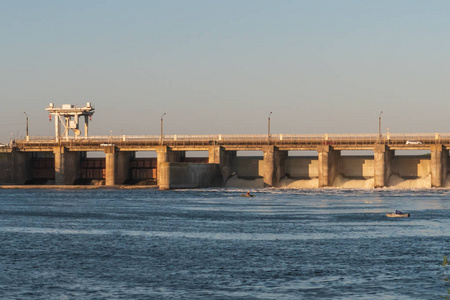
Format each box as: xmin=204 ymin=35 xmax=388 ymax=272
xmin=2 ymin=0 xmax=450 ymax=142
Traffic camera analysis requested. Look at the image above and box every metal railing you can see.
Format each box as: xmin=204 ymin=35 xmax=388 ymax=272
xmin=14 ymin=133 xmax=450 ymax=148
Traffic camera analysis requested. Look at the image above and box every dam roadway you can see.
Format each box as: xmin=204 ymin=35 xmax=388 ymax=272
xmin=2 ymin=133 xmax=450 ymax=189
xmin=12 ymin=133 xmax=450 ymax=151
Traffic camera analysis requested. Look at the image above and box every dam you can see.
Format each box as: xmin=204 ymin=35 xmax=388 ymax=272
xmin=1 ymin=133 xmax=449 ymax=189
xmin=1 ymin=104 xmax=449 ymax=189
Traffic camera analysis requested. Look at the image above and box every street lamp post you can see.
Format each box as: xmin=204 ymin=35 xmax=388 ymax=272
xmin=378 ymin=111 xmax=383 ymax=138
xmin=23 ymin=112 xmax=29 ymax=141
xmin=160 ymin=113 xmax=166 ymax=145
xmin=268 ymin=111 xmax=272 ymax=142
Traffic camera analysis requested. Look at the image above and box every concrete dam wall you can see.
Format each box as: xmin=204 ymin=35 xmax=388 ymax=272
xmin=1 ymin=144 xmax=449 ymax=189
xmin=226 ymin=155 xmax=437 ymax=189
xmin=159 ymin=163 xmax=222 ymax=190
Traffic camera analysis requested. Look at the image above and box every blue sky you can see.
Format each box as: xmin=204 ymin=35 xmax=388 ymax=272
xmin=2 ymin=0 xmax=450 ymax=142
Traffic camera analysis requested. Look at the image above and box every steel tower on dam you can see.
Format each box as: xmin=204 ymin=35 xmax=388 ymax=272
xmin=1 ymin=104 xmax=449 ymax=189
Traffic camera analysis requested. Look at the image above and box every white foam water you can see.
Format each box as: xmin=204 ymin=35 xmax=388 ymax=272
xmin=388 ymin=174 xmax=431 ymax=189
xmin=332 ymin=175 xmax=375 ymax=189
xmin=279 ymin=177 xmax=319 ymax=188
xmin=226 ymin=174 xmax=442 ymax=189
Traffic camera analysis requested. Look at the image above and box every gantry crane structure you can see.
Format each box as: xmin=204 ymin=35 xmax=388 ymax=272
xmin=46 ymin=103 xmax=95 ymax=142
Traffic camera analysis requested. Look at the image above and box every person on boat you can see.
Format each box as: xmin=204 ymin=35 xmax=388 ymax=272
xmin=395 ymin=210 xmax=403 ymax=215
xmin=246 ymin=191 xmax=251 ymax=196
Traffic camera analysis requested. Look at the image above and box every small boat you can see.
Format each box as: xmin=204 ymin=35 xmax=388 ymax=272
xmin=241 ymin=194 xmax=255 ymax=197
xmin=386 ymin=210 xmax=410 ymax=218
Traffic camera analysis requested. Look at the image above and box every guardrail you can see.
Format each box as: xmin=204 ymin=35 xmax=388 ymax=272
xmin=14 ymin=133 xmax=450 ymax=149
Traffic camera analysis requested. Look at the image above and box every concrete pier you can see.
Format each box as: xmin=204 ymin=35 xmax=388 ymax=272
xmin=317 ymin=145 xmax=340 ymax=187
xmin=54 ymin=147 xmax=83 ymax=185
xmin=0 ymin=149 xmax=33 ymax=184
xmin=156 ymin=146 xmax=185 ymax=188
xmin=430 ymin=144 xmax=448 ymax=187
xmin=374 ymin=145 xmax=394 ymax=188
xmin=159 ymin=162 xmax=221 ymax=190
xmin=104 ymin=146 xmax=116 ymax=186
xmin=104 ymin=147 xmax=135 ymax=186
xmin=208 ymin=146 xmax=236 ymax=184
xmin=53 ymin=147 xmax=65 ymax=185
xmin=263 ymin=146 xmax=287 ymax=187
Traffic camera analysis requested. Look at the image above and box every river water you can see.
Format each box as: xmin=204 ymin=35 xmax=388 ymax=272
xmin=0 ymin=188 xmax=449 ymax=299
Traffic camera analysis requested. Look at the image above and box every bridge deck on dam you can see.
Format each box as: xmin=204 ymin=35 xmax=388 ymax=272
xmin=11 ymin=133 xmax=450 ymax=152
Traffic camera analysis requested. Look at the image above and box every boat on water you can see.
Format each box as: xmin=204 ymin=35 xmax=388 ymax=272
xmin=241 ymin=191 xmax=255 ymax=197
xmin=241 ymin=194 xmax=255 ymax=197
xmin=386 ymin=210 xmax=410 ymax=218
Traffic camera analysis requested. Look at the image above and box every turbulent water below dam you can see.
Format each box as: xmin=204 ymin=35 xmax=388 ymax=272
xmin=226 ymin=174 xmax=441 ymax=189
xmin=0 ymin=188 xmax=449 ymax=299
